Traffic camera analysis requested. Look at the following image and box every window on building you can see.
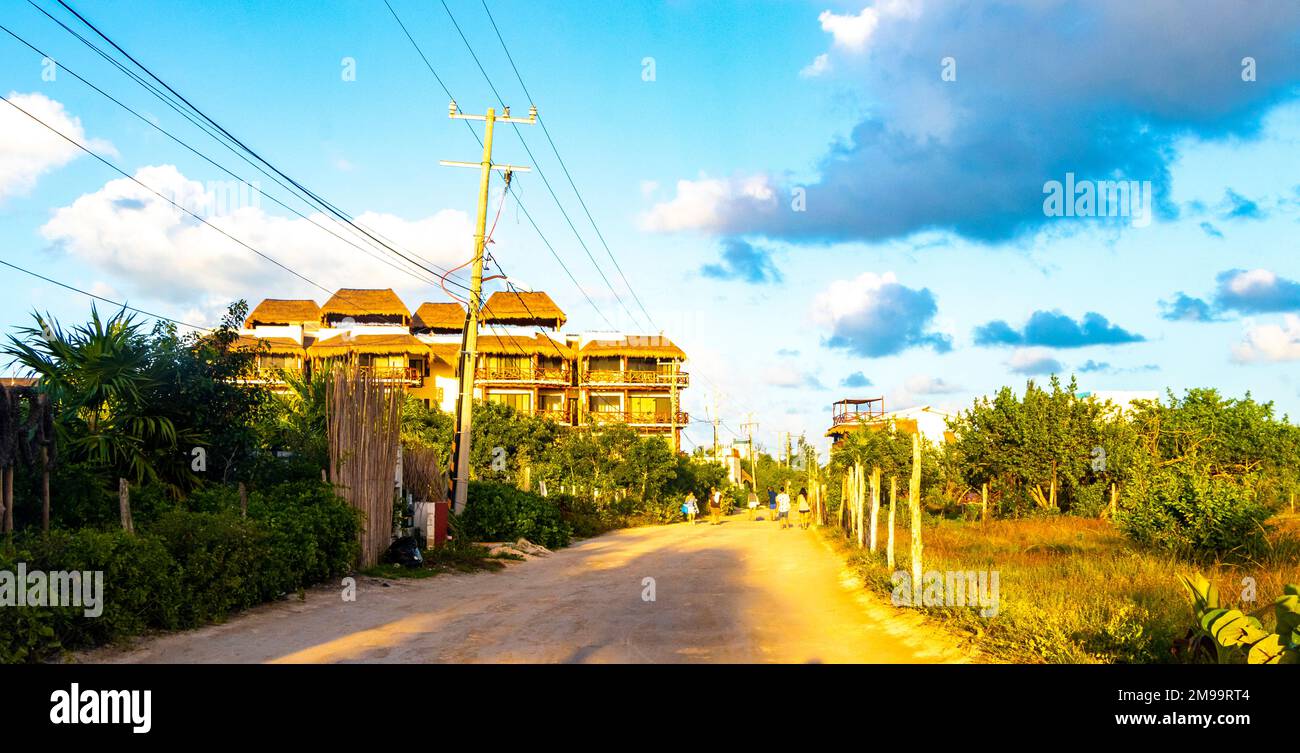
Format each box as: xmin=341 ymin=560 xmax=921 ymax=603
xmin=539 ymin=392 xmax=565 ymax=412
xmin=629 ymin=396 xmax=670 ymax=419
xmin=487 ymin=392 xmax=532 ymax=412
xmin=589 ymin=395 xmax=621 ymax=413
xmin=626 ymin=358 xmax=656 ymax=372
xmin=587 ymin=356 xmax=621 ymax=372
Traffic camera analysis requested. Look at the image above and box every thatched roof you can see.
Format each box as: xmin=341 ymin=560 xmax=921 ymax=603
xmin=581 ymin=335 xmax=686 ymax=359
xmin=308 ymin=333 xmax=430 ymax=357
xmin=244 ymin=299 xmax=320 ymax=327
xmin=319 ymin=289 xmax=410 ymax=321
xmin=412 ymin=302 xmax=466 ymax=333
xmin=426 ymin=342 xmax=462 ymax=366
xmin=479 ymin=291 xmax=566 ymax=329
xmin=0 ymin=377 xmax=37 ymax=388
xmin=477 ymin=333 xmax=573 ymax=358
xmin=233 ymin=335 xmax=306 ymax=355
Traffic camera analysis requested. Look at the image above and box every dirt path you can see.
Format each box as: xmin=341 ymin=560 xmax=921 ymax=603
xmin=78 ymin=514 xmax=971 ymax=664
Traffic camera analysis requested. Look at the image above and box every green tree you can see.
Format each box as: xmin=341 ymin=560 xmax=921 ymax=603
xmin=4 ymin=306 xmax=197 ymax=491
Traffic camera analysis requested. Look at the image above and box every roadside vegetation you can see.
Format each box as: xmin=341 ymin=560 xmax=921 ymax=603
xmin=0 ymin=302 xmax=730 ymax=662
xmin=823 ymin=376 xmax=1300 ymax=664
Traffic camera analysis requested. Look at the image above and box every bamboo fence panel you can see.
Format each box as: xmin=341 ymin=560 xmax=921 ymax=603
xmin=327 ymin=364 xmax=404 ymax=569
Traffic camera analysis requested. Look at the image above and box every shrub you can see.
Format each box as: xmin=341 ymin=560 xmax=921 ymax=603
xmin=1117 ymin=465 xmax=1272 ymax=561
xmin=0 ymin=479 xmax=362 ymax=663
xmin=461 ymin=481 xmax=571 ymax=549
xmin=149 ymin=511 xmax=270 ymax=626
xmin=248 ymin=481 xmax=360 ymax=589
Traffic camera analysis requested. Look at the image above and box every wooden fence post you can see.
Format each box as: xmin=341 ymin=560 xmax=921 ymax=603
xmin=869 ymin=466 xmax=880 ymax=553
xmin=981 ymin=482 xmax=988 ymax=524
xmin=2 ymin=465 xmax=12 ymax=537
xmin=887 ymin=476 xmax=897 ymax=570
xmin=909 ymin=433 xmax=922 ymax=595
xmin=855 ymin=462 xmax=866 ymax=548
xmin=239 ymin=482 xmax=249 ymax=518
xmin=118 ymin=478 xmax=134 ymax=535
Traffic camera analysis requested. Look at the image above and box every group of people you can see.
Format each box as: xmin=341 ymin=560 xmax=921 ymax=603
xmin=681 ymin=487 xmax=725 ymax=525
xmin=754 ymin=485 xmax=810 ymax=529
xmin=684 ymin=484 xmax=810 ymax=529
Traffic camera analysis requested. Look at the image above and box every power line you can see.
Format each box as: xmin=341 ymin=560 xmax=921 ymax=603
xmin=38 ymin=0 xmax=474 ymax=294
xmin=0 ymin=258 xmax=209 ymax=332
xmin=381 ymin=0 xmax=619 ymax=331
xmin=478 ymin=0 xmax=659 ymax=332
xmin=437 ymin=0 xmax=651 ymax=332
xmin=0 ymin=93 xmax=396 ymax=322
xmin=0 ymin=21 xmax=471 ymax=299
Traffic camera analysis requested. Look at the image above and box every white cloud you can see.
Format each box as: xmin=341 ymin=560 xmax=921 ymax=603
xmin=800 ymin=53 xmax=832 ymax=78
xmin=817 ymin=1 xmax=918 ymax=53
xmin=810 ymin=271 xmax=950 ymax=357
xmin=1232 ymin=315 xmax=1300 ymax=363
xmin=639 ymin=174 xmax=776 ymax=232
xmin=1006 ymin=347 xmax=1064 ymax=375
xmin=762 ymin=357 xmax=825 ymax=390
xmin=40 ymin=164 xmax=473 ymax=311
xmin=904 ymin=374 xmax=961 ymax=394
xmin=0 ymin=91 xmax=114 ymax=201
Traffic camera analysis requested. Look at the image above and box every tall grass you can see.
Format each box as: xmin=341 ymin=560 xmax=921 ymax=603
xmin=835 ymin=514 xmax=1300 ymax=663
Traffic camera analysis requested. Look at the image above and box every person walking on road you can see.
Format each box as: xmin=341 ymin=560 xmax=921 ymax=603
xmin=683 ymin=492 xmax=698 ymax=525
xmin=797 ymin=487 xmax=811 ymax=529
xmin=747 ymin=487 xmax=759 ymax=520
xmin=776 ymin=487 xmax=792 ymax=529
xmin=767 ymin=486 xmax=777 ymax=523
xmin=708 ymin=487 xmax=723 ymax=525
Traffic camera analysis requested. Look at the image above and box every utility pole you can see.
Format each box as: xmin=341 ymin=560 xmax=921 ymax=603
xmin=709 ymin=389 xmax=720 ymax=460
xmin=442 ymin=100 xmax=536 ymax=514
xmin=741 ymin=414 xmax=759 ymax=494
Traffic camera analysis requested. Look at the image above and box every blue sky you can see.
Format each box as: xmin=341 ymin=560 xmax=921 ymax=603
xmin=2 ymin=0 xmax=1300 ymax=457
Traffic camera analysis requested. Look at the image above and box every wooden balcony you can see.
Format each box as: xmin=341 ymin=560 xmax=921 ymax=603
xmin=475 ymin=366 xmax=572 ymax=384
xmin=586 ymin=410 xmax=690 ymax=426
xmin=581 ymin=369 xmax=689 ymax=387
xmin=360 ymin=366 xmax=423 ymax=385
xmin=534 ymin=408 xmax=573 ymax=425
xmin=832 ymin=397 xmax=885 ymax=425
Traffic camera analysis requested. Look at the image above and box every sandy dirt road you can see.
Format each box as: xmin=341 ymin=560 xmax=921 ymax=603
xmin=80 ymin=514 xmax=970 ymax=664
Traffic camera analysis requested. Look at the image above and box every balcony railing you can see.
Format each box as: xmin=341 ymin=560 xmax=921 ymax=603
xmin=832 ymin=410 xmax=889 ymax=425
xmin=235 ymin=366 xmax=301 ymax=386
xmin=475 ymin=366 xmax=572 ymax=383
xmin=534 ymin=408 xmax=572 ymax=424
xmin=582 ymin=369 xmax=689 ymax=386
xmin=586 ymin=410 xmax=689 ymax=426
xmin=359 ymin=366 xmax=423 ymax=385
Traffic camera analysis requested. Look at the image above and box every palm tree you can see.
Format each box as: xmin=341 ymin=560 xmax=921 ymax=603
xmin=4 ymin=306 xmax=189 ymax=487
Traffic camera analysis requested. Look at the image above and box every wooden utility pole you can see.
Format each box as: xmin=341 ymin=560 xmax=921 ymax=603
xmin=442 ymin=101 xmax=536 ymax=514
xmin=741 ymin=414 xmax=759 ymax=494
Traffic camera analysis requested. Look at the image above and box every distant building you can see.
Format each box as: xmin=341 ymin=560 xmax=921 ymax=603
xmin=825 ymin=396 xmax=956 ymax=446
xmin=238 ymin=288 xmax=689 ymax=449
xmin=1076 ymin=390 xmax=1160 ymax=414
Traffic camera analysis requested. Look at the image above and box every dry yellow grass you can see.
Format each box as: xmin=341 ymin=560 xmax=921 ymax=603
xmin=837 ymin=514 xmax=1300 ymax=663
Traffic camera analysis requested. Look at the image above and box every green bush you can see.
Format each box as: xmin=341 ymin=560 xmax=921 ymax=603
xmin=248 ymin=481 xmax=360 ymax=589
xmin=0 ymin=480 xmax=360 ymax=663
xmin=461 ymin=481 xmax=571 ymax=549
xmin=1117 ymin=466 xmax=1272 ymax=561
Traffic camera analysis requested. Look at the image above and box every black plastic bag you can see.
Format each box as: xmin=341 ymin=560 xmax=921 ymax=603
xmin=384 ymin=536 xmax=424 ymax=568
